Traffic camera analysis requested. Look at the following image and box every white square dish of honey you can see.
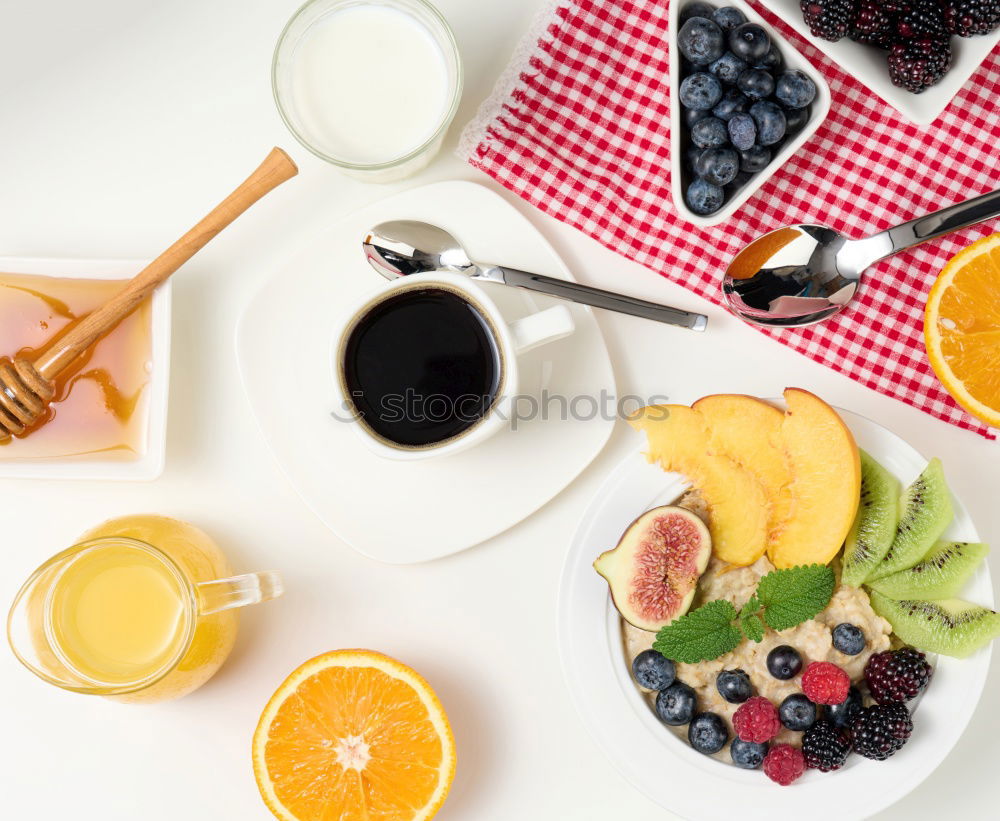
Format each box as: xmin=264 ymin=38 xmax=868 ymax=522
xmin=0 ymin=258 xmax=170 ymax=480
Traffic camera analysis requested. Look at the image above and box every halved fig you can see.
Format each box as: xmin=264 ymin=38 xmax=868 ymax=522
xmin=593 ymin=505 xmax=712 ymax=632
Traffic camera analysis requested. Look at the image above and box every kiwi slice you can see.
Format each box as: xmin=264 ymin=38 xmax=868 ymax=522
xmin=841 ymin=451 xmax=900 ymax=587
xmin=868 ymin=458 xmax=953 ymax=581
xmin=870 ymin=592 xmax=1000 ymax=658
xmin=868 ymin=541 xmax=989 ymax=600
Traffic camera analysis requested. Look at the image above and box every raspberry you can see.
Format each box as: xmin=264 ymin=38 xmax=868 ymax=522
xmin=802 ymin=720 xmax=852 ymax=771
xmin=763 ymin=744 xmax=806 ymax=785
xmin=732 ymin=696 xmax=782 ymax=742
xmin=801 ymin=662 xmax=850 ymax=705
xmin=851 ymin=702 xmax=913 ymax=760
xmin=864 ymin=647 xmax=932 ymax=704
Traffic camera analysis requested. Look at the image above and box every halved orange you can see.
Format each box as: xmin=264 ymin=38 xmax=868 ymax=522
xmin=924 ymin=233 xmax=1000 ymax=428
xmin=253 ymin=650 xmax=456 ymax=821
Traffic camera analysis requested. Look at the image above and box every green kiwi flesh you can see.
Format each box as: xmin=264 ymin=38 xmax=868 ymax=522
xmin=842 ymin=451 xmax=900 ymax=586
xmin=870 ymin=592 xmax=1000 ymax=658
xmin=868 ymin=458 xmax=953 ymax=581
xmin=868 ymin=541 xmax=989 ymax=600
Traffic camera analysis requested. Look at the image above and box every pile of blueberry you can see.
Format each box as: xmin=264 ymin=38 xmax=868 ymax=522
xmin=676 ymin=2 xmax=818 ymax=216
xmin=631 ymin=623 xmax=932 ymax=786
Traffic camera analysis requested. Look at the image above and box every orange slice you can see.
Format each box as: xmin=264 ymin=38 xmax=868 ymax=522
xmin=924 ymin=233 xmax=1000 ymax=428
xmin=253 ymin=650 xmax=456 ymax=821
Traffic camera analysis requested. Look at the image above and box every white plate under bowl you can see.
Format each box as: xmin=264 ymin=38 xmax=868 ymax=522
xmin=671 ymin=0 xmax=832 ymax=227
xmin=0 ymin=258 xmax=168 ymax=481
xmin=236 ymin=180 xmax=617 ymax=563
xmin=557 ymin=405 xmax=992 ymax=820
xmin=759 ymin=0 xmax=1000 ymax=125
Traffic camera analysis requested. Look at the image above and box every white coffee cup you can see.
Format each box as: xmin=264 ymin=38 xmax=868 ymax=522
xmin=332 ymin=272 xmax=574 ymax=460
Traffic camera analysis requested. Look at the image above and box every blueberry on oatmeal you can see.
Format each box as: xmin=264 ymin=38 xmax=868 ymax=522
xmin=716 ymin=669 xmax=753 ymax=703
xmin=689 ymin=712 xmax=730 ymax=754
xmin=632 ymin=649 xmax=676 ymax=690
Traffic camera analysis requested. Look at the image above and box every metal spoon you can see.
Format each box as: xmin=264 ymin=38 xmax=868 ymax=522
xmin=721 ymin=187 xmax=1000 ymax=327
xmin=363 ymin=220 xmax=708 ymax=331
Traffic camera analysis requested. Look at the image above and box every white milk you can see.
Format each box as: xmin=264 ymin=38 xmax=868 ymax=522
xmin=290 ymin=4 xmax=452 ymax=166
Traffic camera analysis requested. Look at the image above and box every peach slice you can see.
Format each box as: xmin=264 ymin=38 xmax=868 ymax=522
xmin=630 ymin=405 xmax=769 ymax=566
xmin=692 ymin=394 xmax=793 ymax=541
xmin=768 ymin=388 xmax=861 ymax=569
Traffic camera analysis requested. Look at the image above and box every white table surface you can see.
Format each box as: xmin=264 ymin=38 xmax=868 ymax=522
xmin=1 ymin=1 xmax=997 ymax=819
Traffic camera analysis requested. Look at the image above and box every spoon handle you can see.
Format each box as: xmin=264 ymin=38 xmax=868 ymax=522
xmin=479 ymin=266 xmax=708 ymax=331
xmin=876 ymin=187 xmax=1000 ymax=261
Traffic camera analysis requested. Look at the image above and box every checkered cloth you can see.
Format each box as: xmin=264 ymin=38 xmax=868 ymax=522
xmin=459 ymin=0 xmax=999 ymax=438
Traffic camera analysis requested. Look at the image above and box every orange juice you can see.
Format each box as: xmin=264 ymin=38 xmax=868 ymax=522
xmin=9 ymin=515 xmax=281 ymax=703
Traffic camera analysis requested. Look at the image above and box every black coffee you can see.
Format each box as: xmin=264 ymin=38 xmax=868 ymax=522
xmin=342 ymin=287 xmax=502 ymax=447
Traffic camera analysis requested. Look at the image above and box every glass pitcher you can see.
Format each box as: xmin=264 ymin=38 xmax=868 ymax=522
xmin=7 ymin=514 xmax=282 ymax=703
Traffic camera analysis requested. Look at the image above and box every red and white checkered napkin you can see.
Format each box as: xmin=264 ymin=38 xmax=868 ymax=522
xmin=459 ymin=0 xmax=1000 ymax=438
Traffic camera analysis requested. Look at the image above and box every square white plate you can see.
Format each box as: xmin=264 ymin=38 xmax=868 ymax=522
xmin=671 ymin=0 xmax=832 ymax=227
xmin=236 ymin=180 xmax=619 ymax=564
xmin=760 ymin=0 xmax=1000 ymax=124
xmin=0 ymin=258 xmax=169 ymax=481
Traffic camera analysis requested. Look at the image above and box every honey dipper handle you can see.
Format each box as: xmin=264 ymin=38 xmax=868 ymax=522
xmin=32 ymin=147 xmax=299 ymax=381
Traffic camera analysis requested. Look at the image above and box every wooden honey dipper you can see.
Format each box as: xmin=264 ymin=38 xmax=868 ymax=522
xmin=0 ymin=147 xmax=298 ymax=442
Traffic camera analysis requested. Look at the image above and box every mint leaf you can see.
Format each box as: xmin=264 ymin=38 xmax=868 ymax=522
xmin=741 ymin=613 xmax=765 ymax=643
xmin=653 ymin=600 xmax=742 ymax=663
xmin=757 ymin=564 xmax=835 ymax=631
xmin=739 ymin=595 xmax=760 ymax=620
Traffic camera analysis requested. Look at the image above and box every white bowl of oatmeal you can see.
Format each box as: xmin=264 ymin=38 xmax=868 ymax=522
xmin=556 ymin=407 xmax=993 ymax=819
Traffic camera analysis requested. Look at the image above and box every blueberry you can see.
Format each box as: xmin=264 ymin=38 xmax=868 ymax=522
xmin=832 ymin=623 xmax=866 ymax=656
xmin=784 ymin=105 xmax=811 ymax=134
xmin=737 ymin=68 xmax=774 ymax=101
xmin=730 ymin=738 xmax=768 ymax=769
xmin=685 ymin=177 xmax=725 ymax=215
xmin=679 ymin=72 xmax=723 ymax=110
xmin=656 ymin=680 xmax=698 ymax=725
xmin=728 ymin=23 xmax=771 ymax=63
xmin=766 ymin=645 xmax=802 ymax=679
xmin=708 ymin=51 xmax=747 ymax=85
xmin=754 ymin=43 xmax=783 ymax=72
xmin=775 ymin=69 xmax=817 ymax=108
xmin=693 ymin=146 xmax=739 ymax=186
xmin=686 ymin=146 xmax=702 ymax=170
xmin=826 ymin=686 xmax=863 ymax=730
xmin=712 ymin=87 xmax=749 ymax=121
xmin=749 ymin=100 xmax=786 ymax=145
xmin=727 ymin=112 xmax=756 ymax=150
xmin=712 ymin=6 xmax=747 ymax=31
xmin=631 ymin=649 xmax=676 ymax=690
xmin=779 ymin=693 xmax=817 ymax=731
xmin=680 ymin=1 xmax=716 ymax=24
xmin=688 ymin=712 xmax=729 ymax=754
xmin=684 ymin=106 xmax=712 ymax=128
xmin=678 ymin=18 xmax=726 ymax=65
xmin=716 ymin=669 xmax=752 ymax=703
xmin=691 ymin=116 xmax=729 ymax=148
xmin=739 ymin=143 xmax=770 ymax=172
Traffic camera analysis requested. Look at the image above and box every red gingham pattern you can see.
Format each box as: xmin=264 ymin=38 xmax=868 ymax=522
xmin=464 ymin=0 xmax=1000 ymax=438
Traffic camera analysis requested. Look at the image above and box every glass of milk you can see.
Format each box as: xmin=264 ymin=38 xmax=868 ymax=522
xmin=273 ymin=0 xmax=462 ymax=182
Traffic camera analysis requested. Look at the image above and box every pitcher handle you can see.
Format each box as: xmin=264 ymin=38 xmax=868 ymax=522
xmin=196 ymin=572 xmax=284 ymax=615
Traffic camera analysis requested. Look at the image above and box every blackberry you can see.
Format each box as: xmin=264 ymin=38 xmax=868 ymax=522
xmin=802 ymin=720 xmax=852 ymax=771
xmin=887 ymin=36 xmax=953 ymax=93
xmin=800 ymin=0 xmax=856 ymax=41
xmin=941 ymin=0 xmax=1000 ymax=35
xmin=851 ymin=703 xmax=913 ymax=760
xmin=895 ymin=0 xmax=948 ymax=38
xmin=864 ymin=647 xmax=932 ymax=704
xmin=849 ymin=0 xmax=895 ymax=46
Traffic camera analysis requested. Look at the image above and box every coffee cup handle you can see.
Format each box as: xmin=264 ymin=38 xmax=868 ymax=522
xmin=508 ymin=306 xmax=575 ymax=354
